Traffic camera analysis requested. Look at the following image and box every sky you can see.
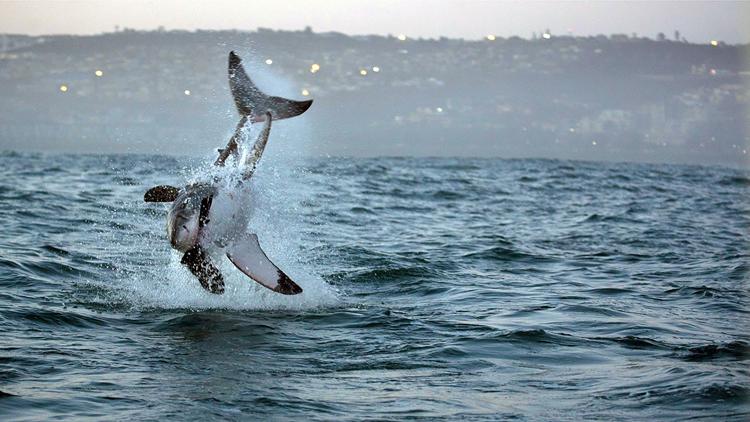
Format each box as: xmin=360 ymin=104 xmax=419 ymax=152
xmin=0 ymin=0 xmax=748 ymax=43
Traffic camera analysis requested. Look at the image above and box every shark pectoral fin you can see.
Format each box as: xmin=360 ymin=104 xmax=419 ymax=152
xmin=181 ymin=245 xmax=225 ymax=294
xmin=226 ymin=234 xmax=303 ymax=295
xmin=144 ymin=185 xmax=180 ymax=202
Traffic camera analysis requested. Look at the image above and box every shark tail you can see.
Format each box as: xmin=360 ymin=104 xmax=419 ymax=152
xmin=228 ymin=51 xmax=313 ymax=122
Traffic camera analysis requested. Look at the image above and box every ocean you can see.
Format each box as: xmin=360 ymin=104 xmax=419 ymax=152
xmin=0 ymin=151 xmax=747 ymax=420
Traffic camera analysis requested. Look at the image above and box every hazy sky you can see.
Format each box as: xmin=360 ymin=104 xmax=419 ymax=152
xmin=1 ymin=0 xmax=748 ymax=43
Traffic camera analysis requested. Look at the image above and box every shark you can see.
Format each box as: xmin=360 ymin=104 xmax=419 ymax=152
xmin=143 ymin=51 xmax=312 ymax=295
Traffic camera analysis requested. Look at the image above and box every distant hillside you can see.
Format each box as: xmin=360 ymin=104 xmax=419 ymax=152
xmin=0 ymin=29 xmax=748 ymax=166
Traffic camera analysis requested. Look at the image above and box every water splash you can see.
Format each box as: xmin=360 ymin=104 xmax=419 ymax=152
xmin=117 ymin=251 xmax=339 ymax=311
xmin=107 ymin=145 xmax=339 ymax=310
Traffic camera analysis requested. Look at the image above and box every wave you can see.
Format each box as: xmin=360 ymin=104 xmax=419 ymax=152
xmin=1 ymin=153 xmax=748 ymax=420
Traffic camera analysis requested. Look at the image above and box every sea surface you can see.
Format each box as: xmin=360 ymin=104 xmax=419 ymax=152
xmin=0 ymin=151 xmax=748 ymax=420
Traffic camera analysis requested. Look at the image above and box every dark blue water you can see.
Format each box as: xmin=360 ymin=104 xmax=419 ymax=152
xmin=0 ymin=151 xmax=748 ymax=420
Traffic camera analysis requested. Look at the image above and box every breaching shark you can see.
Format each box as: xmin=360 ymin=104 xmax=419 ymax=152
xmin=143 ymin=51 xmax=312 ymax=295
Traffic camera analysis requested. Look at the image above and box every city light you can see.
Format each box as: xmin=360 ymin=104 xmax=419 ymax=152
xmin=360 ymin=69 xmax=368 ymax=76
xmin=310 ymin=63 xmax=320 ymax=73
xmin=59 ymin=84 xmax=68 ymax=92
xmin=265 ymin=58 xmax=273 ymax=65
xmin=184 ymin=89 xmax=191 ymax=96
xmin=372 ymin=66 xmax=380 ymax=73
xmin=397 ymin=34 xmax=407 ymax=41
xmin=94 ymin=69 xmax=103 ymax=77
xmin=542 ymin=32 xmax=552 ymax=40
xmin=710 ymin=40 xmax=719 ymax=47
xmin=486 ymin=34 xmax=496 ymax=41
xmin=436 ymin=107 xmax=443 ymax=113
xmin=301 ymin=88 xmax=310 ymax=96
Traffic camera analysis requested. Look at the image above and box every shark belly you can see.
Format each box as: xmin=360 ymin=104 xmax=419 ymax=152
xmin=201 ymin=186 xmax=251 ymax=249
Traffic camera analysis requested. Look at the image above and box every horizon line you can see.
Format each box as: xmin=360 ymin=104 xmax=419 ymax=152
xmin=3 ymin=26 xmax=748 ymax=47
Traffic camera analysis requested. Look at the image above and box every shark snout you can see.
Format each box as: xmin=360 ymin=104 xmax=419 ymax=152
xmin=167 ymin=213 xmax=200 ymax=252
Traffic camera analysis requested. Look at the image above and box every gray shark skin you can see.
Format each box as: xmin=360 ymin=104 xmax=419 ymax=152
xmin=143 ymin=52 xmax=309 ymax=295
xmin=228 ymin=51 xmax=313 ymax=122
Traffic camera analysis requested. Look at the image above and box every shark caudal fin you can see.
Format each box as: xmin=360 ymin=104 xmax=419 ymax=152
xmin=228 ymin=51 xmax=313 ymax=122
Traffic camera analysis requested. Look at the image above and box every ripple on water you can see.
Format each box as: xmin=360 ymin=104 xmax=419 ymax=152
xmin=0 ymin=153 xmax=747 ymax=420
